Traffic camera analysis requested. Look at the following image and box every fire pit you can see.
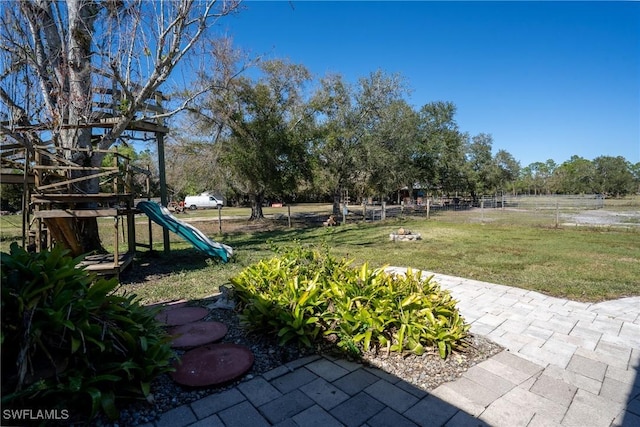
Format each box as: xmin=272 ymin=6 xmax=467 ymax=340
xmin=389 ymin=227 xmax=422 ymax=242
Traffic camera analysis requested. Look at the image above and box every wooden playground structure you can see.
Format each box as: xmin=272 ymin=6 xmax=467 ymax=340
xmin=1 ymin=81 xmax=172 ymax=276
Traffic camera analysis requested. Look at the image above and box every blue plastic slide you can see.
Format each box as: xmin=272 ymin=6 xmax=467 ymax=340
xmin=137 ymin=201 xmax=233 ymax=262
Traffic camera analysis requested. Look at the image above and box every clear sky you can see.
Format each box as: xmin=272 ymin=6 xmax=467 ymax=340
xmin=212 ymin=1 xmax=639 ymax=168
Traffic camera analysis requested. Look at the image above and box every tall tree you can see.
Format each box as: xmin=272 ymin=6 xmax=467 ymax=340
xmin=520 ymin=160 xmax=555 ymax=195
xmin=518 ymin=165 xmax=535 ymax=195
xmin=415 ymin=101 xmax=468 ymax=196
xmin=365 ymin=99 xmax=419 ymax=200
xmin=164 ymin=134 xmax=223 ymax=199
xmin=630 ymin=162 xmax=640 ymax=195
xmin=493 ymin=149 xmax=520 ymax=195
xmin=0 ymin=0 xmax=240 ymax=253
xmin=190 ymin=59 xmax=315 ymax=220
xmin=592 ymin=156 xmax=636 ymax=197
xmin=466 ymin=133 xmax=496 ymax=201
xmin=312 ymin=70 xmax=407 ymax=214
xmin=310 ymin=74 xmax=357 ymax=213
xmin=552 ymin=155 xmax=596 ymax=194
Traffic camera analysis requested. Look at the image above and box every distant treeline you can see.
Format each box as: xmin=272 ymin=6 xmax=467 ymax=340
xmin=164 ymin=61 xmax=638 ymax=208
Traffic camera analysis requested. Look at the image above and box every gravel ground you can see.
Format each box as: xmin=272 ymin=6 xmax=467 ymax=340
xmin=562 ymin=209 xmax=640 ymax=227
xmin=96 ymin=292 xmax=502 ymax=427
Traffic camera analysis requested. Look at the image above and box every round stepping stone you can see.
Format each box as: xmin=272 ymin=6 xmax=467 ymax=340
xmin=168 ymin=321 xmax=228 ymax=348
xmin=171 ymin=343 xmax=254 ymax=387
xmin=155 ymin=306 xmax=209 ymax=326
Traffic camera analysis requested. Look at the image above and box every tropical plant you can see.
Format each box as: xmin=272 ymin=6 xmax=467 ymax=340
xmin=1 ymin=243 xmax=173 ymax=421
xmin=230 ymin=244 xmax=470 ymax=359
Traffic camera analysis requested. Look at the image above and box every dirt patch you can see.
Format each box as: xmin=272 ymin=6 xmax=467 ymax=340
xmin=562 ymin=209 xmax=640 ymax=227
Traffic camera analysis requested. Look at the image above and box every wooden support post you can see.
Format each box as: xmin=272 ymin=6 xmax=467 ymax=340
xmin=148 ymin=215 xmax=153 ymax=252
xmin=142 ymin=167 xmax=152 ymax=252
xmin=114 ymin=216 xmax=119 ymax=269
xmin=113 ymin=147 xmax=118 ymax=194
xmin=34 ymin=149 xmax=42 ymax=251
xmin=36 ymin=218 xmax=42 ymax=252
xmin=157 ymin=132 xmax=170 ymax=254
xmin=127 ymin=210 xmax=136 ymax=253
xmin=22 ymin=147 xmax=29 ymax=249
xmin=127 ymin=161 xmax=133 ymax=194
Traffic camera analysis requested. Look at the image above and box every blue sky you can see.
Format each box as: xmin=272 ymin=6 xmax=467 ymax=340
xmin=212 ymin=1 xmax=639 ymax=167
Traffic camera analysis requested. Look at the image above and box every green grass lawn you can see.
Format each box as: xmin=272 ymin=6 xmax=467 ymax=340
xmin=2 ymin=201 xmax=638 ymax=304
xmin=108 ymin=215 xmax=640 ymax=305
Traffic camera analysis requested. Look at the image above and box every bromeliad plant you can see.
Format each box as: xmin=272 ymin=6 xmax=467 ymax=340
xmin=230 ymin=244 xmax=470 ymax=359
xmin=230 ymin=244 xmax=346 ymax=347
xmin=1 ymin=243 xmax=173 ymax=421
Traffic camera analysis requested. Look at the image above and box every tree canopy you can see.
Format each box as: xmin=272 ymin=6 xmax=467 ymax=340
xmin=171 ymin=59 xmax=638 ymax=212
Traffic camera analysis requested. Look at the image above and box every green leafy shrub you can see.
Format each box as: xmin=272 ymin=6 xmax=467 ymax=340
xmin=230 ymin=245 xmax=340 ymax=347
xmin=231 ymin=244 xmax=470 ymax=359
xmin=1 ymin=243 xmax=173 ymax=421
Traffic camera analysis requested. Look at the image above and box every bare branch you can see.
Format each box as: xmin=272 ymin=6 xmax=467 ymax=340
xmin=139 ymin=52 xmax=252 ymax=123
xmin=0 ymin=126 xmax=36 ymax=149
xmin=0 ymin=87 xmax=30 ymax=127
xmin=4 ymin=0 xmax=243 ymax=153
xmin=19 ymin=1 xmax=60 ymax=122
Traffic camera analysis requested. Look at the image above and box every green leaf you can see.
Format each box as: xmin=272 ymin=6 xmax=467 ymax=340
xmin=437 ymin=341 xmax=447 ymax=359
xmin=86 ymin=387 xmax=102 ymax=419
xmin=87 ymin=374 xmax=121 ymax=384
xmin=71 ymin=336 xmax=81 ymax=353
xmin=86 ymin=337 xmax=106 ymax=351
xmin=363 ymin=329 xmax=372 ymax=351
xmin=100 ymin=390 xmax=119 ymax=420
xmin=140 ymin=381 xmax=151 ymax=397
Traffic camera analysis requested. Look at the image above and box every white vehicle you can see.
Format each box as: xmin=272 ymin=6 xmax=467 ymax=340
xmin=184 ymin=193 xmax=224 ymax=210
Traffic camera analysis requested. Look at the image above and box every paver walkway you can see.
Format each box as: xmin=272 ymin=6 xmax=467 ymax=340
xmin=147 ymin=270 xmax=640 ymax=427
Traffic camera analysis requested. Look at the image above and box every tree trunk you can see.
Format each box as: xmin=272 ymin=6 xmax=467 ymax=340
xmin=249 ymin=192 xmax=265 ymax=221
xmin=470 ymin=191 xmax=479 ymax=207
xmin=332 ymin=188 xmax=341 ymax=216
xmin=72 ymin=152 xmax=107 ymax=255
xmin=63 ymin=0 xmax=104 ymax=255
xmin=75 ymin=218 xmax=104 ymax=254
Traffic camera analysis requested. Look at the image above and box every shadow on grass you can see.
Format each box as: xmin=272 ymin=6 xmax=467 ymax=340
xmin=117 ymin=216 xmax=428 ymax=287
xmin=118 ymin=247 xmax=217 ymax=285
xmin=225 ymin=221 xmax=387 ymax=252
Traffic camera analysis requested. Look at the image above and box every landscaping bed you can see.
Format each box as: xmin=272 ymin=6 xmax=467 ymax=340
xmin=102 ymin=293 xmax=502 ymax=426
